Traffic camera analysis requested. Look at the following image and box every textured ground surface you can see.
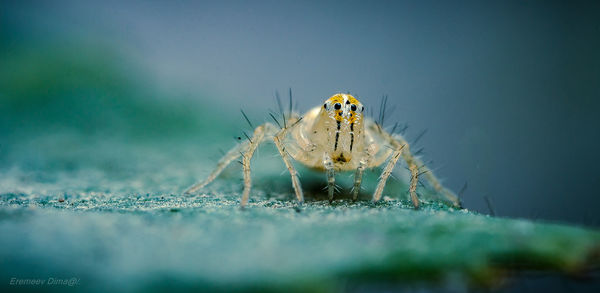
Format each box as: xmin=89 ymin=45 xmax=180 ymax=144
xmin=0 ymin=136 xmax=599 ymax=293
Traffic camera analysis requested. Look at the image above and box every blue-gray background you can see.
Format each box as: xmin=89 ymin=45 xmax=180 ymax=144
xmin=2 ymin=0 xmax=599 ymax=225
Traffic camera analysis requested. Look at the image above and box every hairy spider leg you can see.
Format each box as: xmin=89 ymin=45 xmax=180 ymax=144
xmin=187 ymin=112 xmax=306 ymax=208
xmin=184 ymin=140 xmax=249 ymax=194
xmin=273 ymin=122 xmax=305 ymax=206
xmin=372 ymin=145 xmax=406 ymax=204
xmin=393 ymin=134 xmax=460 ymax=207
xmin=323 ymin=153 xmax=335 ymax=202
xmin=240 ymin=123 xmax=272 ymax=207
xmin=368 ymin=121 xmax=461 ymax=208
xmin=352 ymin=144 xmax=376 ymax=201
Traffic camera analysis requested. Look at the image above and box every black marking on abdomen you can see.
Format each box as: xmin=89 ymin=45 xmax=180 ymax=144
xmin=334 ymin=121 xmax=341 ymax=151
xmin=335 ymin=153 xmax=347 ymax=163
xmin=350 ymin=122 xmax=354 ymax=151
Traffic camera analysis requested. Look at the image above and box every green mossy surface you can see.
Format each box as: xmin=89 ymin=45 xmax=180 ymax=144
xmin=1 ymin=188 xmax=599 ymax=292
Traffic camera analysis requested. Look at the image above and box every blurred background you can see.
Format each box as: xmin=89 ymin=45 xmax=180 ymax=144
xmin=1 ymin=0 xmax=599 ymax=225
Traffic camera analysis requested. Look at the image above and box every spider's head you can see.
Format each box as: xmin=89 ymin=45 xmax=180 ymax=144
xmin=322 ymin=93 xmax=365 ymax=126
xmin=318 ymin=93 xmax=365 ymax=162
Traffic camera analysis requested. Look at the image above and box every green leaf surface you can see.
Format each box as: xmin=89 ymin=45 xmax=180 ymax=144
xmin=1 ymin=190 xmax=598 ymax=292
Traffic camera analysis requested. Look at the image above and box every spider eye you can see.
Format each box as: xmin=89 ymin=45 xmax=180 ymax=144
xmin=323 ymin=103 xmax=327 ymax=109
xmin=334 ymin=103 xmax=341 ymax=110
xmin=350 ymin=104 xmax=357 ymax=111
xmin=361 ymin=106 xmax=364 ymax=112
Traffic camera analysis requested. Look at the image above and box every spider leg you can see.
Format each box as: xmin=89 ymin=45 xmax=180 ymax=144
xmin=394 ymin=134 xmax=461 ymax=208
xmin=372 ymin=146 xmax=405 ymax=204
xmin=403 ymin=147 xmax=422 ymax=209
xmin=352 ymin=144 xmax=376 ymax=201
xmin=185 ymin=140 xmax=249 ymax=194
xmin=239 ymin=123 xmax=276 ymax=207
xmin=272 ymin=124 xmax=305 ymax=206
xmin=323 ymin=153 xmax=335 ymax=202
xmin=367 ymin=120 xmax=461 ymax=208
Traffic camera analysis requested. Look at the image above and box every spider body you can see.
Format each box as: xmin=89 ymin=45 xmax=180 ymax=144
xmin=289 ymin=94 xmax=368 ymax=171
xmin=186 ymin=93 xmax=460 ymax=209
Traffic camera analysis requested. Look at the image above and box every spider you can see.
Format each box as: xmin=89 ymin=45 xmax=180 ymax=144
xmin=185 ymin=93 xmax=461 ymax=209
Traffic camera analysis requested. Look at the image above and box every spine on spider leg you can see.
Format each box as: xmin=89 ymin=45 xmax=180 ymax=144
xmin=275 ymin=90 xmax=288 ymax=129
